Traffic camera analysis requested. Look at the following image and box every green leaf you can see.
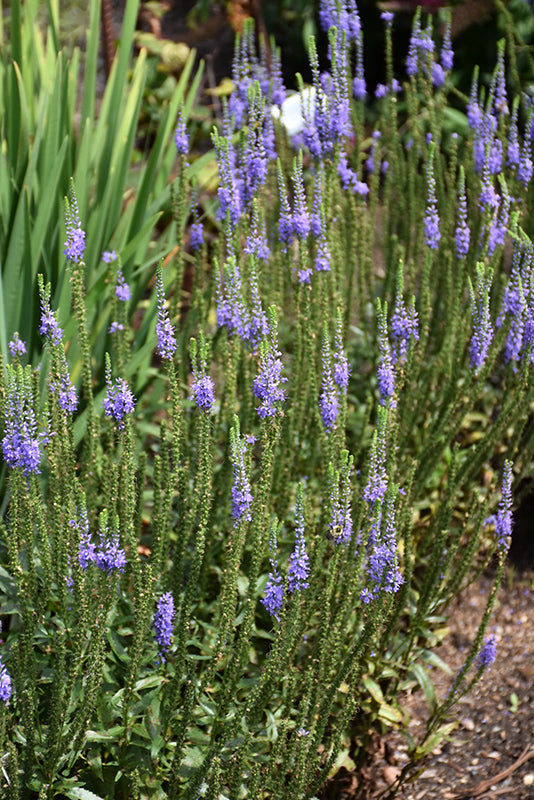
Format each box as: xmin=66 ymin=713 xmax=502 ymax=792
xmin=134 ymin=675 xmax=164 ymax=692
xmin=410 ymin=663 xmax=438 ymax=712
xmin=377 ymin=703 xmax=404 ymax=726
xmin=85 ymin=726 xmax=125 ymax=743
xmin=362 ymin=676 xmax=385 ymax=704
xmin=65 ymin=789 xmax=106 ymax=800
xmin=412 ymin=722 xmax=458 ymax=761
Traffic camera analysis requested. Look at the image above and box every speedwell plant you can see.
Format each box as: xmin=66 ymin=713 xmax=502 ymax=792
xmin=0 ymin=2 xmax=532 ymax=798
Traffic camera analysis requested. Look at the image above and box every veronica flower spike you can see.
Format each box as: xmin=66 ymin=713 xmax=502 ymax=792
xmin=455 ymin=167 xmax=470 ymax=259
xmin=319 ymin=328 xmax=340 ymax=431
xmin=38 ymin=276 xmax=63 ymax=345
xmin=174 ymin=107 xmax=189 ymax=157
xmin=103 ymin=354 xmax=136 ymax=430
xmin=2 ymin=365 xmax=49 ymax=475
xmin=253 ymin=310 xmax=287 ymax=418
xmin=333 ymin=310 xmax=350 ymax=391
xmin=363 ymin=405 xmax=388 ymax=506
xmin=477 ymin=635 xmax=497 ymax=668
xmin=190 ymin=336 xmax=216 ymax=412
xmin=262 ymin=523 xmax=284 ymax=620
xmin=329 ymin=453 xmax=353 ymax=544
xmin=8 ymin=332 xmax=26 ymax=359
xmin=288 ymin=484 xmax=310 ymax=593
xmin=154 ymin=592 xmax=175 ymax=662
xmin=485 ymin=461 xmax=513 ymax=553
xmin=376 ymin=300 xmax=395 ymax=407
xmin=64 ymin=182 xmax=86 ymax=264
xmin=155 ymin=267 xmax=177 ymax=361
xmin=0 ymin=657 xmax=12 ymax=703
xmin=468 ymin=264 xmax=494 ymax=374
xmin=229 ymin=418 xmax=253 ymax=524
xmin=291 ymin=152 xmax=310 ymax=240
xmin=424 ymin=144 xmax=441 ymax=250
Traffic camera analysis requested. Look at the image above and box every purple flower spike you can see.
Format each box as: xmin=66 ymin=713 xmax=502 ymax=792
xmin=455 ymin=169 xmax=470 ymax=259
xmin=174 ymin=109 xmax=189 ymax=156
xmin=477 ymin=635 xmax=497 ymax=667
xmin=329 ymin=455 xmax=353 ymax=544
xmin=263 ymin=558 xmax=284 ymax=620
xmin=485 ymin=461 xmax=513 ymax=553
xmin=39 ymin=285 xmax=63 ymax=345
xmin=0 ymin=657 xmax=12 ymax=703
xmin=424 ymin=148 xmax=440 ymax=250
xmin=263 ymin=523 xmax=284 ymax=620
xmin=154 ymin=592 xmax=175 ymax=661
xmin=391 ymin=292 xmax=419 ymax=365
xmin=253 ymin=314 xmax=287 ymax=418
xmin=469 ymin=265 xmax=493 ymax=373
xmin=363 ymin=407 xmax=388 ymax=506
xmin=2 ymin=367 xmax=48 ymax=475
xmin=155 ymin=271 xmax=177 ymax=361
xmin=191 ymin=372 xmax=215 ymax=412
xmin=53 ymin=354 xmax=78 ymax=414
xmin=333 ymin=313 xmax=350 ymax=390
xmin=64 ymin=187 xmax=86 ymax=264
xmin=230 ymin=422 xmax=253 ymax=524
xmin=292 ymin=154 xmax=310 ymax=240
xmin=8 ymin=333 xmax=26 ymax=358
xmin=377 ymin=303 xmax=395 ymax=406
xmin=115 ymin=269 xmax=131 ymax=303
xmin=288 ymin=485 xmax=310 ymax=593
xmin=95 ymin=530 xmax=126 ymax=573
xmin=190 ymin=221 xmax=204 ymax=251
xmin=103 ymin=359 xmax=135 ymax=429
xmin=245 ymin=203 xmax=270 ymax=261
xmin=102 ymin=250 xmax=118 ymax=263
xmin=363 ymin=491 xmax=403 ymax=602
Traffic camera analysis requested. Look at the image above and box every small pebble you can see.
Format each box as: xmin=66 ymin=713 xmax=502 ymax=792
xmin=523 ymin=774 xmax=534 ymax=787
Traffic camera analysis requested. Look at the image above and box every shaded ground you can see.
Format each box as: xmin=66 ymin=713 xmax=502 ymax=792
xmin=326 ymin=568 xmax=534 ymax=800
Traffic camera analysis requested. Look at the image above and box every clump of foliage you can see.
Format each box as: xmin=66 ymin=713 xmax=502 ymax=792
xmin=1 ymin=2 xmax=533 ymax=799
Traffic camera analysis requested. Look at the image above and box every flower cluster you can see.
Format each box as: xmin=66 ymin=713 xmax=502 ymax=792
xmin=115 ymin=268 xmax=132 ymax=303
xmin=2 ymin=366 xmax=48 ymax=475
xmin=154 ymin=592 xmax=175 ymax=661
xmin=230 ymin=423 xmax=253 ymax=524
xmin=424 ymin=144 xmax=440 ymax=250
xmin=477 ymin=635 xmax=497 ymax=668
xmin=469 ymin=265 xmax=494 ymax=373
xmin=391 ymin=292 xmax=419 ymax=365
xmin=51 ymin=353 xmax=78 ymax=414
xmin=39 ymin=293 xmax=63 ymax=345
xmin=288 ymin=486 xmax=310 ymax=593
xmin=262 ymin=526 xmax=284 ymax=621
xmin=253 ymin=317 xmax=287 ymax=418
xmin=73 ymin=508 xmax=126 ymax=573
xmin=155 ymin=271 xmax=177 ymax=361
xmin=190 ymin=336 xmax=216 ymax=412
xmin=8 ymin=332 xmax=26 ymax=358
xmin=485 ymin=461 xmax=513 ymax=552
xmin=103 ymin=359 xmax=135 ymax=429
xmin=363 ymin=407 xmax=389 ymax=506
xmin=216 ymin=257 xmax=268 ymax=349
xmin=64 ymin=187 xmax=86 ymax=263
xmin=174 ymin=108 xmax=189 ymax=156
xmin=0 ymin=657 xmax=11 ymax=703
xmin=319 ymin=322 xmax=349 ymax=431
xmin=361 ymin=491 xmax=403 ymax=603
xmin=329 ymin=455 xmax=353 ymax=544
